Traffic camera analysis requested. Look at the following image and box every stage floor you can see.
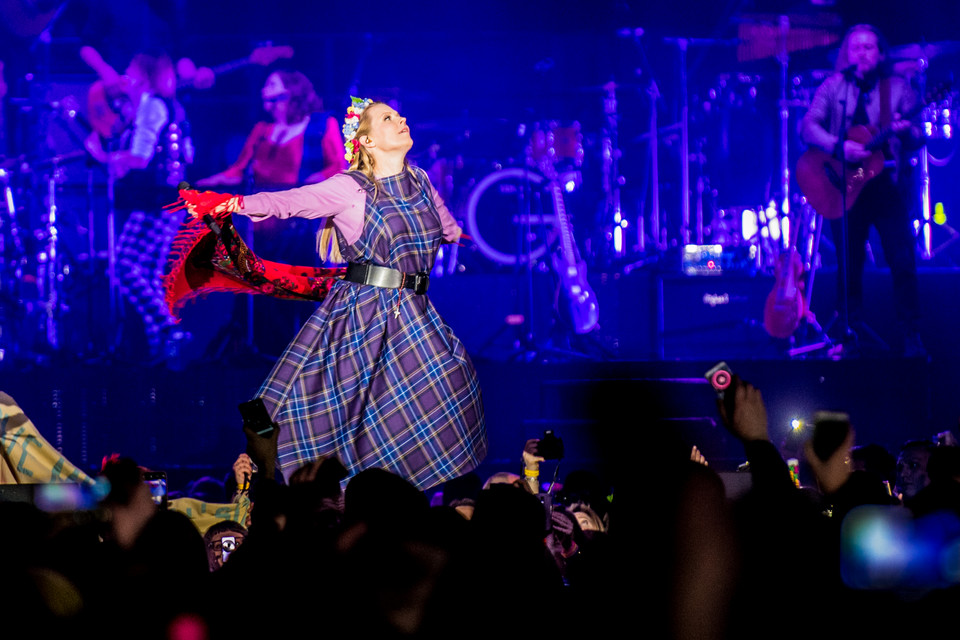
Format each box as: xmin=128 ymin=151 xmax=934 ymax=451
xmin=1 ymin=265 xmax=957 ymax=489
xmin=0 ymin=355 xmax=953 ymax=491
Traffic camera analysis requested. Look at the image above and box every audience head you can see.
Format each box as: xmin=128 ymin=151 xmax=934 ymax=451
xmin=203 ymin=520 xmax=248 ymax=571
xmin=482 ymin=471 xmax=522 ymax=489
xmin=440 ymin=472 xmax=482 ymax=520
xmin=851 ymin=443 xmax=897 ymax=485
xmin=896 ymin=441 xmax=936 ymax=500
xmin=343 ymin=468 xmax=429 ymax=533
xmin=262 ymin=70 xmax=321 ymax=124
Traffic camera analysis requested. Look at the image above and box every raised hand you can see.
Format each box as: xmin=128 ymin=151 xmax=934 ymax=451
xmin=717 ymin=378 xmax=770 ymax=443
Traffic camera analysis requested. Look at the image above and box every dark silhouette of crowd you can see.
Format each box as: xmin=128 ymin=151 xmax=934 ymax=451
xmin=3 ymin=376 xmax=960 ymax=639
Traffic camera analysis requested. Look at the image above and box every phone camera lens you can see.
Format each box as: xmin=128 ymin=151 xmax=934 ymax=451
xmin=711 ymin=370 xmax=731 ymax=389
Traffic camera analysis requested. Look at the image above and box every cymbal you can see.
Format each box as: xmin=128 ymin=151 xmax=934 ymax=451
xmin=0 ymin=156 xmax=23 ymax=171
xmin=734 ymin=12 xmax=842 ymax=28
xmin=890 ymin=40 xmax=960 ymax=61
xmin=33 ymin=150 xmax=87 ymax=167
xmin=735 ymin=13 xmax=841 ymax=62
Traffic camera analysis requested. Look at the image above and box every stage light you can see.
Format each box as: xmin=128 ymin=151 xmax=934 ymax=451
xmin=791 ymin=418 xmax=802 ymax=430
xmin=564 ymin=180 xmax=576 ymax=193
xmin=742 ymin=209 xmax=758 ymax=241
xmin=934 ymin=202 xmax=947 ymax=225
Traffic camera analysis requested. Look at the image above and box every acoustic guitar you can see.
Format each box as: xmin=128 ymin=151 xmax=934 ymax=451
xmin=795 ymin=84 xmax=948 ymax=220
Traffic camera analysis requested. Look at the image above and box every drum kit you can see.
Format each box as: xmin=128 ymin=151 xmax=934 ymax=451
xmin=463 ymin=120 xmax=584 ymax=267
xmin=0 ymin=88 xmax=142 ymax=366
xmin=0 ymin=147 xmax=89 ymax=364
xmin=427 ymin=20 xmax=960 ymax=282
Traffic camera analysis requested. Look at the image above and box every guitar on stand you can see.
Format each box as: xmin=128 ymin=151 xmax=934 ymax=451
xmin=762 ymin=199 xmax=836 ymax=355
xmin=533 ymin=130 xmax=600 ymax=335
xmin=763 ymin=213 xmax=806 ymax=339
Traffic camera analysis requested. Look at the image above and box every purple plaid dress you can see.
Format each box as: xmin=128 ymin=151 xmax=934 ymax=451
xmin=257 ymin=167 xmax=486 ymax=489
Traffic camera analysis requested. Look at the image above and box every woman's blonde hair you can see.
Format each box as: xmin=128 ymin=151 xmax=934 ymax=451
xmin=317 ymin=100 xmax=414 ymax=263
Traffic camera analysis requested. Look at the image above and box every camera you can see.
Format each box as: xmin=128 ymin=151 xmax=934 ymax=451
xmin=537 ymin=430 xmax=564 ymax=460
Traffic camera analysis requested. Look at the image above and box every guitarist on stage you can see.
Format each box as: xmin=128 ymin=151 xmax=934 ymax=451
xmin=83 ymin=47 xmax=190 ymax=358
xmin=800 ymin=24 xmax=925 ymax=357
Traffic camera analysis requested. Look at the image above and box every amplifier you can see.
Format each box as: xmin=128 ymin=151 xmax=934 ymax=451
xmin=656 ymin=273 xmax=774 ymax=360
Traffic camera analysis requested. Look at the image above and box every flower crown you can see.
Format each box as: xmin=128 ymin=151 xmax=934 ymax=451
xmin=342 ymin=96 xmax=374 ymax=164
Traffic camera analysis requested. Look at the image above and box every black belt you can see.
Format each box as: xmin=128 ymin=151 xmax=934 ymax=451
xmin=344 ymin=263 xmax=430 ymax=295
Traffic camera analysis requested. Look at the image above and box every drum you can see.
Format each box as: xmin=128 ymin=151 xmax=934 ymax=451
xmin=464 ymin=168 xmax=559 ymax=267
xmin=787 ymin=70 xmax=832 ymax=110
xmin=703 ymin=73 xmax=763 ymax=110
xmin=708 ymin=203 xmax=791 ymax=272
xmin=529 ymin=121 xmax=584 ymax=191
xmin=923 ymin=94 xmax=956 ymax=141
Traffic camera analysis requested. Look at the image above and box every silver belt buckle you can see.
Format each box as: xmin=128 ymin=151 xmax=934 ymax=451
xmin=413 ymin=272 xmax=429 ymax=294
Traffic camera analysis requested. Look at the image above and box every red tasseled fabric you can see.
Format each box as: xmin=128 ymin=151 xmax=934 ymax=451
xmin=162 ymin=190 xmax=345 ymax=320
xmin=163 ymin=188 xmax=243 ymax=218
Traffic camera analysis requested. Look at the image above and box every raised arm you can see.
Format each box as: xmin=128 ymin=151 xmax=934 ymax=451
xmin=242 ymin=172 xmax=364 ymax=222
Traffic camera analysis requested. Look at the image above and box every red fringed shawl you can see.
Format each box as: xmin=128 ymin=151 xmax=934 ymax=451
xmin=163 ymin=189 xmax=345 ymax=320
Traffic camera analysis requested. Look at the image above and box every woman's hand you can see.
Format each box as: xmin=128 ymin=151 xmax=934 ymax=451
xmin=173 ymin=189 xmax=243 ymax=218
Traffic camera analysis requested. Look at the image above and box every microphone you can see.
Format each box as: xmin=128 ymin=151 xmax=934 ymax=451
xmin=840 ymin=63 xmax=858 ymax=78
xmin=178 ymin=180 xmax=192 ymax=191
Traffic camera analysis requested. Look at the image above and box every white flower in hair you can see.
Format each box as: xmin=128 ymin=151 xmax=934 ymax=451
xmin=343 ymin=96 xmax=373 ymax=163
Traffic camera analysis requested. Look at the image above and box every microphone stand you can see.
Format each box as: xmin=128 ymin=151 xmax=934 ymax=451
xmin=240 ymin=138 xmax=260 ymax=352
xmin=835 ymin=80 xmax=855 ymax=351
xmin=833 ymin=72 xmax=893 ymax=356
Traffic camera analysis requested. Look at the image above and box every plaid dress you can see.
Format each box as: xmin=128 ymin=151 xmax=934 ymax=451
xmin=257 ymin=167 xmax=486 ymax=490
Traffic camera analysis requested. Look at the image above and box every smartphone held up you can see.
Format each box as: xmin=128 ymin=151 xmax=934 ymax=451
xmin=705 ymin=361 xmax=738 ymax=419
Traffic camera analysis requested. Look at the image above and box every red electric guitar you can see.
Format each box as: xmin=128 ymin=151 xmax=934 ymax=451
xmin=762 ymin=188 xmax=809 ymax=339
xmin=763 ymin=242 xmax=806 ymax=339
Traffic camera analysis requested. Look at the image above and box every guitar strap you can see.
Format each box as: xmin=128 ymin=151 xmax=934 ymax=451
xmin=879 ymin=77 xmax=892 ymax=129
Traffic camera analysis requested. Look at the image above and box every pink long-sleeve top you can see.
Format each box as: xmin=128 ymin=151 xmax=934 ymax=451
xmin=240 ymin=172 xmax=462 ymax=247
